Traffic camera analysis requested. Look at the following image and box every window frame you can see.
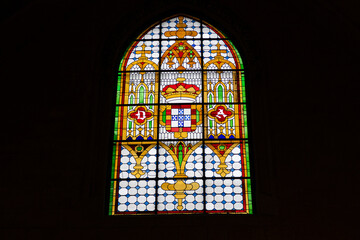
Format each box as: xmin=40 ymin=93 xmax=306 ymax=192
xmin=108 ymin=14 xmax=253 ymax=215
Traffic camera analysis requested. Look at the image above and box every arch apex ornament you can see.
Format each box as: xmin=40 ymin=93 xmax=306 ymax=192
xmin=164 ymin=16 xmax=198 ymax=38
xmin=109 ymin=15 xmax=253 ymax=215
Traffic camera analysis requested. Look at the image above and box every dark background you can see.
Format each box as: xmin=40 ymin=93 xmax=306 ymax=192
xmin=1 ymin=0 xmax=359 ymax=239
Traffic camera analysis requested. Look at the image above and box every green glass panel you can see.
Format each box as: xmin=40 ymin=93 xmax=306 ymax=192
xmin=139 ymin=86 xmax=144 ymax=104
xmin=114 ymin=122 xmax=118 ymax=139
xmin=128 ymin=121 xmax=132 ymax=130
xmin=119 ymin=55 xmax=126 ymax=70
xmin=196 ymin=110 xmax=200 ymax=123
xmin=117 ymin=75 xmax=121 ymax=89
xmin=209 ymin=93 xmax=213 ymax=108
xmin=229 ymin=94 xmax=233 ymax=108
xmin=247 ymin=179 xmax=253 ymax=214
xmin=243 ymin=105 xmax=248 ymax=138
xmin=230 ymin=119 xmax=233 ymax=128
xmin=109 ymin=143 xmax=117 ymax=215
xmin=116 ymin=75 xmax=121 ymax=104
xmin=114 ymin=107 xmax=118 ymax=140
xmin=119 ymin=58 xmax=124 ymax=70
xmin=149 ymin=120 xmax=152 ymax=129
xmin=209 ymin=120 xmax=213 ymax=128
xmin=111 ymin=144 xmax=116 ymax=177
xmin=218 ymin=85 xmax=224 ymax=102
xmin=178 ymin=144 xmax=183 ymax=166
xmin=162 ymin=110 xmax=166 ymax=124
xmin=108 ymin=184 xmax=114 ymax=215
xmin=246 ymin=143 xmax=250 ymax=177
xmin=116 ymin=93 xmax=120 ymax=104
xmin=130 ymin=95 xmax=134 ymax=105
xmin=242 ymin=74 xmax=246 ymax=102
xmin=114 ymin=119 xmax=118 ymax=138
xmin=149 ymin=95 xmax=153 ymax=109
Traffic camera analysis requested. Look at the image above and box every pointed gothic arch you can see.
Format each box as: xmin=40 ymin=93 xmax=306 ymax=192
xmin=109 ymin=14 xmax=252 ymax=215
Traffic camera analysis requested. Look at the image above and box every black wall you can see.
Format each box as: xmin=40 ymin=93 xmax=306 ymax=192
xmin=1 ymin=0 xmax=359 ymax=239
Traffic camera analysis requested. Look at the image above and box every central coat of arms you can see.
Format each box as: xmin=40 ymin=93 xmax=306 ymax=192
xmin=161 ymin=77 xmax=201 ymax=139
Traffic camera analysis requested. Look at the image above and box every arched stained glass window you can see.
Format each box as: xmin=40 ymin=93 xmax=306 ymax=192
xmin=109 ymin=15 xmax=252 ymax=215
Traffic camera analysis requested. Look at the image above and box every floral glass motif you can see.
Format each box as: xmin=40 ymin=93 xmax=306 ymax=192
xmin=109 ymin=15 xmax=252 ymax=215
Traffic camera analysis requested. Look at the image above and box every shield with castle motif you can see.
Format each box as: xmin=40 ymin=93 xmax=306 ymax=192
xmin=166 ymin=104 xmax=197 ymax=132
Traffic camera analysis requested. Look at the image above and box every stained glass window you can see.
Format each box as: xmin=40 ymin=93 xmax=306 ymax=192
xmin=109 ymin=15 xmax=252 ymax=215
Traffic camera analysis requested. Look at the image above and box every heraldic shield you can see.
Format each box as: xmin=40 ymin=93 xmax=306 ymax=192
xmin=166 ymin=105 xmax=196 ymax=132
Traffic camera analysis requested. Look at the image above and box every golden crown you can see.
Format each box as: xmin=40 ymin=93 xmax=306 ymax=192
xmin=161 ymin=78 xmax=201 ymax=103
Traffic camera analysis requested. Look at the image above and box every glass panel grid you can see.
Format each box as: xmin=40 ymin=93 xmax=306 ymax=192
xmin=110 ymin=15 xmax=251 ymax=215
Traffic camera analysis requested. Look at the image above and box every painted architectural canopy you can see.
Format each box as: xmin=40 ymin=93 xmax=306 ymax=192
xmin=109 ymin=15 xmax=252 ymax=215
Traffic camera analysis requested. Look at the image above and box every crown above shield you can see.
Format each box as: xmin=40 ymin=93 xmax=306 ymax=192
xmin=161 ymin=78 xmax=201 ymax=103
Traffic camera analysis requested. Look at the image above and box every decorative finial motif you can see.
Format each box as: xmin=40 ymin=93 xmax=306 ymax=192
xmin=161 ymin=17 xmax=201 ymax=71
xmin=177 ymin=77 xmax=186 ymax=83
xmin=164 ymin=16 xmax=198 ymax=38
xmin=133 ymin=43 xmax=154 ymax=74
xmin=212 ymin=43 xmax=227 ymax=58
xmin=161 ymin=180 xmax=200 ymax=210
xmin=135 ymin=43 xmax=151 ymax=61
xmin=209 ymin=42 xmax=229 ymax=71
